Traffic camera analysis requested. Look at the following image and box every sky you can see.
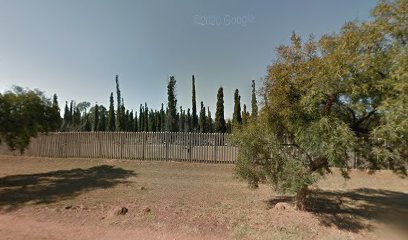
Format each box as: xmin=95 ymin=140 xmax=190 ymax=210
xmin=0 ymin=0 xmax=378 ymax=118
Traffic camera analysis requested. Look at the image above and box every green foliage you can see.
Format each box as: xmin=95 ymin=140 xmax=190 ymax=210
xmin=93 ymin=104 xmax=99 ymax=131
xmin=233 ymin=89 xmax=242 ymax=128
xmin=191 ymin=75 xmax=198 ymax=132
xmin=251 ymin=80 xmax=258 ymax=117
xmin=108 ymin=92 xmax=116 ymax=131
xmin=166 ymin=76 xmax=178 ymax=132
xmin=0 ymin=87 xmax=60 ymax=153
xmin=214 ymin=87 xmax=226 ymax=133
xmin=199 ymin=101 xmax=207 ymax=133
xmin=233 ymin=0 xmax=408 ymax=209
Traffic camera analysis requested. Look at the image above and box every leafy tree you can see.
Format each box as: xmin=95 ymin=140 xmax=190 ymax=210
xmin=0 ymin=87 xmax=58 ymax=153
xmin=251 ymin=80 xmax=258 ymax=117
xmin=232 ymin=89 xmax=242 ymax=128
xmin=191 ymin=75 xmax=198 ymax=132
xmin=108 ymin=92 xmax=116 ymax=131
xmin=233 ymin=0 xmax=408 ymax=210
xmin=214 ymin=87 xmax=226 ymax=133
xmin=166 ymin=76 xmax=178 ymax=132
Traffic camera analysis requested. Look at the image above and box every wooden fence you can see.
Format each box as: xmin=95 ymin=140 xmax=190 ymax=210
xmin=0 ymin=132 xmax=238 ymax=163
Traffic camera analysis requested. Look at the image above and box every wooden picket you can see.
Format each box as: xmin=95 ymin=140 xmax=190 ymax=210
xmin=0 ymin=132 xmax=238 ymax=163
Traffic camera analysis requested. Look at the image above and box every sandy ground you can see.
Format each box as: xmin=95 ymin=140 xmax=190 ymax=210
xmin=0 ymin=156 xmax=407 ymax=239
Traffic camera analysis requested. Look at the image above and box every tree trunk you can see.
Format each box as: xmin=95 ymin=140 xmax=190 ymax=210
xmin=295 ymin=185 xmax=308 ymax=210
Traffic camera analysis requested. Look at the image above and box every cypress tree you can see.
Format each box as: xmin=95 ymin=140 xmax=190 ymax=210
xmin=233 ymin=89 xmax=242 ymax=127
xmin=160 ymin=103 xmax=165 ymax=131
xmin=108 ymin=92 xmax=116 ymax=131
xmin=157 ymin=111 xmax=161 ymax=131
xmin=179 ymin=107 xmax=185 ymax=132
xmin=186 ymin=108 xmax=192 ymax=132
xmin=191 ymin=75 xmax=198 ymax=132
xmin=50 ymin=94 xmax=61 ymax=131
xmin=63 ymin=101 xmax=70 ymax=131
xmin=94 ymin=104 xmax=99 ymax=131
xmin=115 ymin=75 xmax=122 ymax=131
xmin=69 ymin=100 xmax=74 ymax=123
xmin=207 ymin=107 xmax=213 ymax=133
xmin=251 ymin=80 xmax=258 ymax=117
xmin=139 ymin=105 xmax=144 ymax=132
xmin=73 ymin=105 xmax=81 ymax=126
xmin=166 ymin=76 xmax=178 ymax=132
xmin=214 ymin=87 xmax=226 ymax=133
xmin=226 ymin=119 xmax=232 ymax=133
xmin=98 ymin=106 xmax=106 ymax=131
xmin=242 ymin=104 xmax=249 ymax=125
xmin=133 ymin=111 xmax=138 ymax=132
xmin=128 ymin=111 xmax=134 ymax=132
xmin=124 ymin=109 xmax=129 ymax=131
xmin=199 ymin=101 xmax=207 ymax=133
xmin=144 ymin=103 xmax=149 ymax=131
xmin=121 ymin=99 xmax=126 ymax=131
xmin=83 ymin=114 xmax=92 ymax=131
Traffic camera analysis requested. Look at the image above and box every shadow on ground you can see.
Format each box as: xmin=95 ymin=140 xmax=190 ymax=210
xmin=0 ymin=165 xmax=136 ymax=212
xmin=266 ymin=188 xmax=408 ymax=233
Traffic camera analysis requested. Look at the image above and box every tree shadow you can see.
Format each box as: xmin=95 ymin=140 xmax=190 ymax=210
xmin=0 ymin=165 xmax=136 ymax=212
xmin=264 ymin=188 xmax=408 ymax=233
xmin=309 ymin=188 xmax=408 ymax=233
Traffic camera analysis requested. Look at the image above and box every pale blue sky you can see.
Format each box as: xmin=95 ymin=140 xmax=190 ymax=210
xmin=0 ymin=0 xmax=378 ymax=118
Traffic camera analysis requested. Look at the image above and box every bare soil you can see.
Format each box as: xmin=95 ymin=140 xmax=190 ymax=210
xmin=0 ymin=156 xmax=407 ymax=239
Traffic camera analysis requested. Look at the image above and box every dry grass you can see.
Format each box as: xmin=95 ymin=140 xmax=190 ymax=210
xmin=0 ymin=155 xmax=407 ymax=239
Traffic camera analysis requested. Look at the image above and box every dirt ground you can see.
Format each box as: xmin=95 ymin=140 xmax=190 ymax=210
xmin=0 ymin=156 xmax=407 ymax=240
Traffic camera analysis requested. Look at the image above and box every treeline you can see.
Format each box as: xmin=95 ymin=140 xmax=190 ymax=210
xmin=60 ymin=75 xmax=259 ymax=134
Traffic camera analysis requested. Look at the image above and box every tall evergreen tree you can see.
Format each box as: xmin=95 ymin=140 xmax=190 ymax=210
xmin=49 ymin=94 xmax=61 ymax=131
xmin=232 ymin=89 xmax=242 ymax=127
xmin=115 ymin=74 xmax=122 ymax=131
xmin=199 ymin=101 xmax=207 ymax=133
xmin=62 ymin=101 xmax=70 ymax=131
xmin=93 ymin=104 xmax=99 ymax=131
xmin=98 ymin=106 xmax=106 ymax=131
xmin=166 ymin=76 xmax=178 ymax=132
xmin=108 ymin=92 xmax=116 ymax=131
xmin=251 ymin=80 xmax=258 ymax=117
xmin=133 ymin=111 xmax=138 ymax=132
xmin=226 ymin=119 xmax=232 ymax=133
xmin=144 ymin=103 xmax=149 ymax=131
xmin=214 ymin=87 xmax=226 ymax=133
xmin=207 ymin=107 xmax=213 ymax=133
xmin=139 ymin=105 xmax=144 ymax=132
xmin=160 ymin=103 xmax=165 ymax=132
xmin=186 ymin=108 xmax=192 ymax=132
xmin=128 ymin=111 xmax=134 ymax=132
xmin=69 ymin=100 xmax=73 ymax=123
xmin=191 ymin=75 xmax=198 ymax=132
xmin=83 ymin=114 xmax=92 ymax=131
xmin=242 ymin=104 xmax=249 ymax=125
